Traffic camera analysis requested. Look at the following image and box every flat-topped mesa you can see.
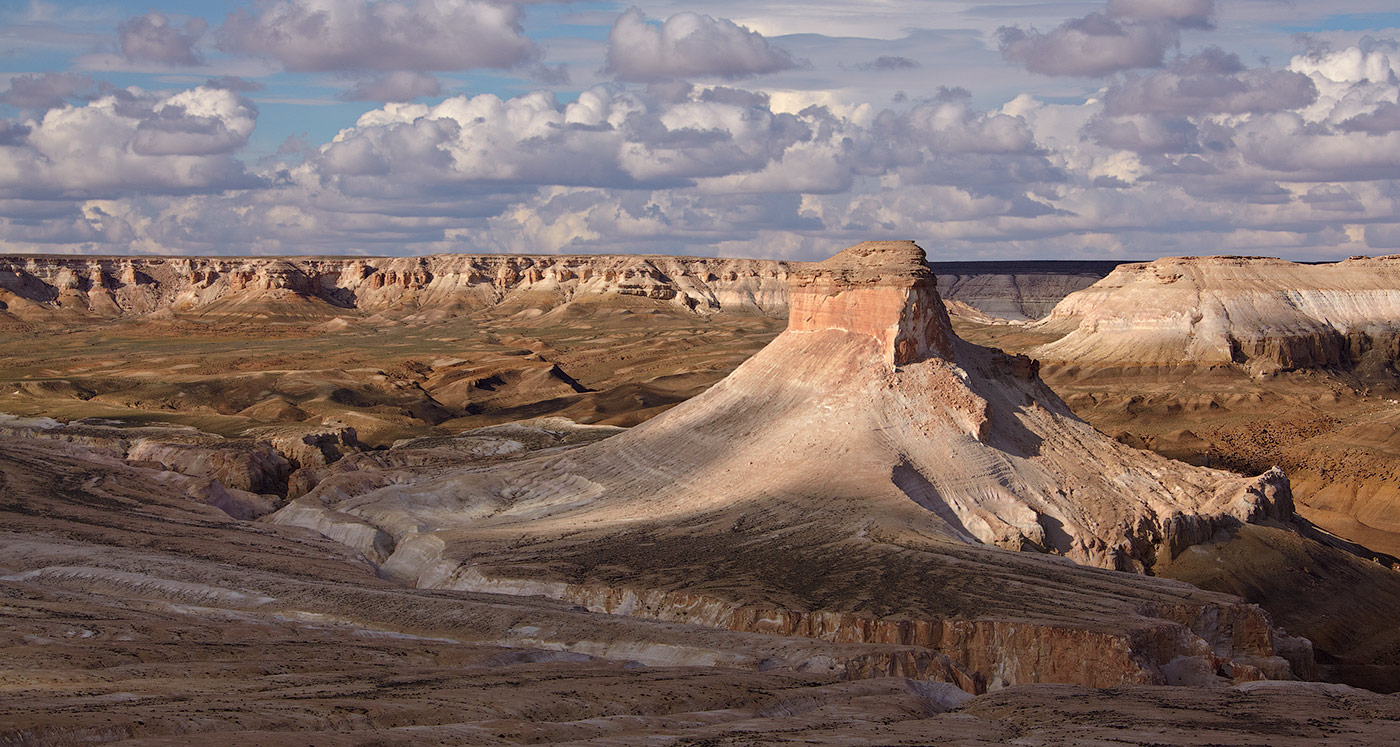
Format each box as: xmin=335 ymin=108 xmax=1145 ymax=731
xmin=1032 ymin=254 xmax=1400 ymax=375
xmin=787 ymin=241 xmax=955 ymax=365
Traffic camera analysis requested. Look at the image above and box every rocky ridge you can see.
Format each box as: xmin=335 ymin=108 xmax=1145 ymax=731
xmin=0 ymin=254 xmax=785 ymax=321
xmin=0 ymin=253 xmax=1119 ymax=324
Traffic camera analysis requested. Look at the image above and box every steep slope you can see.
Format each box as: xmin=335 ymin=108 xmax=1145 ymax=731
xmin=275 ymin=241 xmax=1310 ymax=690
xmin=1032 ymin=255 xmax=1400 ymax=376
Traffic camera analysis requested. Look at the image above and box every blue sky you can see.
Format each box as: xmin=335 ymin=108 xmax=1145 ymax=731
xmin=2 ymin=0 xmax=1400 ymax=259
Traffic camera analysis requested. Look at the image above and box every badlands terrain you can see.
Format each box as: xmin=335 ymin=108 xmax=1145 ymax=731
xmin=3 ymin=244 xmax=1400 ymax=744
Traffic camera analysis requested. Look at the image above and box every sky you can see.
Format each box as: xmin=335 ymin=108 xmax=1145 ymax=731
xmin=1 ymin=0 xmax=1400 ymax=260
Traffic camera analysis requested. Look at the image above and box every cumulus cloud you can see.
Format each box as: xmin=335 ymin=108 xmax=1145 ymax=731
xmin=0 ymin=73 xmax=95 ymax=111
xmin=1364 ymin=223 xmax=1400 ymax=250
xmin=605 ymin=9 xmax=800 ymax=82
xmin=1082 ymin=48 xmax=1319 ymax=153
xmin=998 ymin=0 xmax=1217 ymax=77
xmin=0 ymin=85 xmax=260 ymax=199
xmin=998 ymin=14 xmax=1178 ymax=77
xmin=14 ymin=19 xmax=1400 ymax=262
xmin=218 ymin=0 xmax=538 ymax=72
xmin=118 ymin=11 xmax=207 ymax=66
xmin=1102 ymin=50 xmax=1317 ymax=116
xmin=342 ymin=71 xmax=443 ymax=102
xmin=299 ymin=82 xmax=1059 ymax=210
xmin=131 ymin=88 xmax=259 ymax=156
xmin=1084 ymin=113 xmax=1199 ymax=153
xmin=1288 ymin=39 xmax=1400 ymax=85
xmin=1301 ymin=184 xmax=1364 ymax=212
xmin=309 ymin=86 xmax=814 ymax=191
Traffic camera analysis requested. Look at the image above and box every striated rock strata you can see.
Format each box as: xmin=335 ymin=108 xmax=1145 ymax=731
xmin=1033 ymin=255 xmax=1400 ymax=376
xmin=274 ymin=241 xmax=1313 ymax=691
xmin=0 ymin=254 xmax=789 ymax=321
xmin=0 ymin=253 xmax=1117 ymax=324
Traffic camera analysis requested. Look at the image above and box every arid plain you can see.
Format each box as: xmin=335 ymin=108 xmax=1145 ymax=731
xmin=3 ymin=245 xmax=1400 ymax=745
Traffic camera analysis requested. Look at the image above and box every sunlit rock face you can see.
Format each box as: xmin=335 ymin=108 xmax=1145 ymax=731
xmin=786 ymin=240 xmax=955 ymax=364
xmin=0 ymin=254 xmax=791 ymax=321
xmin=0 ymin=251 xmax=1121 ymax=326
xmin=1033 ymin=255 xmax=1400 ymax=376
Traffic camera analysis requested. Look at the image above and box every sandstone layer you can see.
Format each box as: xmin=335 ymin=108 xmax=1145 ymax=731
xmin=0 ymin=253 xmax=1118 ymax=326
xmin=0 ymin=253 xmax=790 ymax=322
xmin=1032 ymin=255 xmax=1400 ymax=376
xmin=275 ymin=241 xmax=1312 ymax=690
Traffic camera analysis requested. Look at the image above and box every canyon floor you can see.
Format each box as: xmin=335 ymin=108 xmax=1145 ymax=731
xmin=4 ymin=251 xmax=1400 ymax=744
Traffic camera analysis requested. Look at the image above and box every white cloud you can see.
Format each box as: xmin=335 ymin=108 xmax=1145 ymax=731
xmin=0 ymin=85 xmax=260 ymax=199
xmin=998 ymin=0 xmax=1219 ymax=77
xmin=1103 ymin=49 xmax=1317 ymax=116
xmin=605 ymin=9 xmax=800 ymax=82
xmin=998 ymin=14 xmax=1181 ymax=77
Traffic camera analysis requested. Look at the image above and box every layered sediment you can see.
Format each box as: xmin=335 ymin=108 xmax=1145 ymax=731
xmin=0 ymin=252 xmax=1118 ymax=324
xmin=1033 ymin=255 xmax=1400 ymax=376
xmin=0 ymin=253 xmax=790 ymax=321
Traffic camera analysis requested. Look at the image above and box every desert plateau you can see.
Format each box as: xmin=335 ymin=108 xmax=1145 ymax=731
xmin=4 ymin=241 xmax=1400 ymax=745
xmin=8 ymin=0 xmax=1400 ymax=744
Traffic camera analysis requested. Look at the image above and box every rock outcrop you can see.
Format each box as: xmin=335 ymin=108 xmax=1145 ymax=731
xmin=0 ymin=253 xmax=1120 ymax=325
xmin=935 ymin=260 xmax=1124 ymax=321
xmin=0 ymin=254 xmax=790 ymax=321
xmin=1032 ymin=255 xmax=1400 ymax=376
xmin=0 ymin=415 xmax=366 ymax=513
xmin=274 ymin=241 xmax=1311 ymax=690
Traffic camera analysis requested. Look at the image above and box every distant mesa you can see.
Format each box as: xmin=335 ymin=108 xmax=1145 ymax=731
xmin=0 ymin=254 xmax=792 ymax=324
xmin=1033 ymin=255 xmax=1400 ymax=378
xmin=273 ymin=240 xmax=1314 ymax=691
xmin=0 ymin=252 xmax=1120 ymax=326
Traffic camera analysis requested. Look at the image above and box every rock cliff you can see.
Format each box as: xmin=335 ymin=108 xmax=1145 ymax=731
xmin=1033 ymin=255 xmax=1400 ymax=376
xmin=0 ymin=254 xmax=790 ymax=321
xmin=273 ymin=241 xmax=1311 ymax=690
xmin=0 ymin=253 xmax=1117 ymax=324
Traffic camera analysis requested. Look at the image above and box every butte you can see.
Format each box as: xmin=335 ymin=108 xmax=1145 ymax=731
xmin=275 ymin=240 xmax=1312 ymax=691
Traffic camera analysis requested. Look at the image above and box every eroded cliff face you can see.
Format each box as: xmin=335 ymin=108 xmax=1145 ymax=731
xmin=0 ymin=254 xmax=791 ymax=321
xmin=1033 ymin=255 xmax=1400 ymax=376
xmin=786 ymin=240 xmax=955 ymax=364
xmin=0 ymin=252 xmax=1119 ymax=325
